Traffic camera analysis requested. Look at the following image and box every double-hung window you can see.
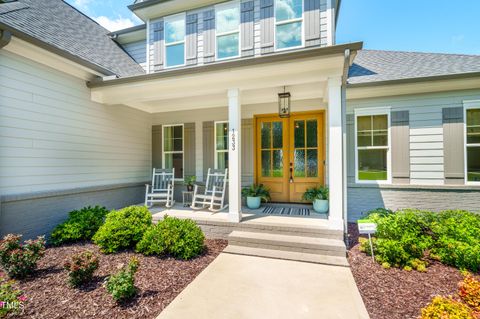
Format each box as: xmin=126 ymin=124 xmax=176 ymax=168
xmin=275 ymin=0 xmax=303 ymax=50
xmin=164 ymin=13 xmax=186 ymax=68
xmin=216 ymin=1 xmax=240 ymax=60
xmin=466 ymin=107 xmax=480 ymax=183
xmin=215 ymin=121 xmax=229 ymax=170
xmin=163 ymin=124 xmax=184 ymax=180
xmin=355 ymin=110 xmax=391 ymax=183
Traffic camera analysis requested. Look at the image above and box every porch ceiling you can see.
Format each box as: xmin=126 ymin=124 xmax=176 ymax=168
xmin=89 ymin=43 xmax=362 ymax=113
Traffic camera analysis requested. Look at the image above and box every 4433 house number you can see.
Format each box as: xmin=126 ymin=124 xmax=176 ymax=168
xmin=231 ymin=129 xmax=236 ymax=151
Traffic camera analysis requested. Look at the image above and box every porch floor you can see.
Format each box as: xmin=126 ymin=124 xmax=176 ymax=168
xmin=148 ymin=203 xmax=329 ymax=229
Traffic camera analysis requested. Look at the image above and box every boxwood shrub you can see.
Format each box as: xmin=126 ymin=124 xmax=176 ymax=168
xmin=50 ymin=206 xmax=109 ymax=246
xmin=360 ymin=209 xmax=480 ymax=272
xmin=93 ymin=206 xmax=152 ymax=254
xmin=136 ymin=216 xmax=205 ymax=260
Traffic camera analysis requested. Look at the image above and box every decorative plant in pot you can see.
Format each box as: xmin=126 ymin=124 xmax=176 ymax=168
xmin=302 ymin=186 xmax=329 ymax=213
xmin=241 ymin=184 xmax=271 ymax=209
xmin=184 ymin=176 xmax=196 ymax=192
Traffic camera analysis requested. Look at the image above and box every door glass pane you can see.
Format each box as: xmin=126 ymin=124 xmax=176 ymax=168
xmin=294 ymin=149 xmax=305 ymax=177
xmin=217 ymin=152 xmax=229 ymax=170
xmin=276 ymin=22 xmax=302 ymax=49
xmin=261 ymin=122 xmax=271 ymax=149
xmin=358 ymin=149 xmax=387 ymax=181
xmin=261 ymin=150 xmax=271 ymax=177
xmin=275 ymin=0 xmax=302 ymax=21
xmin=294 ymin=120 xmax=305 ymax=148
xmin=272 ymin=150 xmax=283 ymax=177
xmin=467 ymin=146 xmax=480 ymax=182
xmin=216 ymin=122 xmax=228 ymax=151
xmin=272 ymin=122 xmax=283 ymax=148
xmin=467 ymin=109 xmax=480 ymax=144
xmin=306 ymin=120 xmax=317 ymax=147
xmin=306 ymin=149 xmax=318 ymax=177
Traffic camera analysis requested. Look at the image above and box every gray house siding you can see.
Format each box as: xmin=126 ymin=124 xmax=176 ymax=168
xmin=122 ymin=40 xmax=147 ymax=71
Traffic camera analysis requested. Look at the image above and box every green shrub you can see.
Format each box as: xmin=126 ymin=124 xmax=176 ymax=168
xmin=50 ymin=206 xmax=109 ymax=246
xmin=64 ymin=250 xmax=99 ymax=287
xmin=105 ymin=257 xmax=139 ymax=302
xmin=420 ymin=296 xmax=474 ymax=319
xmin=363 ymin=207 xmax=394 ymax=219
xmin=136 ymin=216 xmax=205 ymax=260
xmin=0 ymin=276 xmax=27 ymax=317
xmin=241 ymin=184 xmax=271 ymax=202
xmin=93 ymin=206 xmax=152 ymax=254
xmin=0 ymin=234 xmax=45 ymax=279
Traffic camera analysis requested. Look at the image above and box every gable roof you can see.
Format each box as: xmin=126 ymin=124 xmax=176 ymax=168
xmin=348 ymin=50 xmax=480 ymax=86
xmin=0 ymin=0 xmax=144 ymax=77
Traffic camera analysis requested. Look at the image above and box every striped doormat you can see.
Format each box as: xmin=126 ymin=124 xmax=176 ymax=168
xmin=261 ymin=205 xmax=311 ymax=216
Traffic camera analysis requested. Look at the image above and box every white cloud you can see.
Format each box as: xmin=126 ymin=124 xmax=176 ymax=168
xmin=73 ymin=0 xmax=92 ymax=10
xmin=94 ymin=16 xmax=135 ymax=32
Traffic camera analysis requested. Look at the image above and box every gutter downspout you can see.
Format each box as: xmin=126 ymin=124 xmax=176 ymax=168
xmin=341 ymin=49 xmax=350 ymax=245
xmin=0 ymin=29 xmax=12 ymax=49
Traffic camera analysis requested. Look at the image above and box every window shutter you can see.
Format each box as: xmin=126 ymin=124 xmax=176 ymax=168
xmin=152 ymin=22 xmax=164 ymax=71
xmin=186 ymin=14 xmax=198 ymax=65
xmin=152 ymin=125 xmax=162 ymax=169
xmin=346 ymin=114 xmax=355 ymax=183
xmin=260 ymin=0 xmax=274 ymax=54
xmin=391 ymin=111 xmax=410 ymax=184
xmin=443 ymin=107 xmax=465 ymax=184
xmin=241 ymin=1 xmax=255 ymax=57
xmin=184 ymin=123 xmax=196 ymax=177
xmin=203 ymin=10 xmax=215 ymax=63
xmin=304 ymin=0 xmax=321 ymax=46
xmin=203 ymin=121 xmax=215 ymax=178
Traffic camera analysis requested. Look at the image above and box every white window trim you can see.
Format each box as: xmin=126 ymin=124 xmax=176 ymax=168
xmin=162 ymin=124 xmax=185 ymax=181
xmin=164 ymin=13 xmax=186 ymax=69
xmin=463 ymin=100 xmax=480 ymax=185
xmin=354 ymin=107 xmax=392 ymax=185
xmin=214 ymin=121 xmax=229 ymax=169
xmin=215 ymin=0 xmax=241 ymax=61
xmin=274 ymin=0 xmax=305 ymax=52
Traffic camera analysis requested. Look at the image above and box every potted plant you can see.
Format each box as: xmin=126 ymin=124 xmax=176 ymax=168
xmin=184 ymin=176 xmax=196 ymax=192
xmin=241 ymin=184 xmax=271 ymax=209
xmin=302 ymin=186 xmax=329 ymax=213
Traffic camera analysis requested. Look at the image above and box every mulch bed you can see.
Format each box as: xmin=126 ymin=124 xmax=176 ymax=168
xmin=10 ymin=239 xmax=227 ymax=319
xmin=347 ymin=222 xmax=468 ymax=319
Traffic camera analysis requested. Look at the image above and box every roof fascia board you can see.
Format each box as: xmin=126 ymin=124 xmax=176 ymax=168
xmin=348 ymin=72 xmax=480 ymax=88
xmin=88 ymin=42 xmax=363 ymax=88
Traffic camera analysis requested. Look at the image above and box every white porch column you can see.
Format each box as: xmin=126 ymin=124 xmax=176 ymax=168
xmin=228 ymin=88 xmax=242 ymax=222
xmin=327 ymin=77 xmax=344 ymax=230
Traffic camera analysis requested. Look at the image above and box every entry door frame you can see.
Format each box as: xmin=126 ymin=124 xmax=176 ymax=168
xmin=253 ymin=110 xmax=326 ymax=203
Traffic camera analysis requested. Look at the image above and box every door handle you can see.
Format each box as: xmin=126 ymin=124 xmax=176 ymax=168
xmin=289 ymin=162 xmax=293 ymax=183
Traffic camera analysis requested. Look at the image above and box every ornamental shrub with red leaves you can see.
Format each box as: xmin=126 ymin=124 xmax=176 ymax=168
xmin=0 ymin=234 xmax=45 ymax=279
xmin=458 ymin=275 xmax=480 ymax=312
xmin=64 ymin=250 xmax=99 ymax=287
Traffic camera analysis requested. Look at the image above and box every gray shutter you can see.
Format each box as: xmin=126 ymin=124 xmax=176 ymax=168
xmin=346 ymin=114 xmax=355 ymax=183
xmin=152 ymin=125 xmax=162 ymax=169
xmin=304 ymin=0 xmax=321 ymax=46
xmin=241 ymin=119 xmax=254 ymax=186
xmin=241 ymin=1 xmax=255 ymax=57
xmin=443 ymin=107 xmax=465 ymax=185
xmin=186 ymin=14 xmax=198 ymax=65
xmin=184 ymin=123 xmax=196 ymax=177
xmin=391 ymin=111 xmax=410 ymax=184
xmin=152 ymin=21 xmax=164 ymax=72
xmin=203 ymin=10 xmax=215 ymax=63
xmin=260 ymin=0 xmax=274 ymax=54
xmin=203 ymin=121 xmax=215 ymax=178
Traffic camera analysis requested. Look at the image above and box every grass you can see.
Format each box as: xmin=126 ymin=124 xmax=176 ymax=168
xmin=468 ymin=172 xmax=480 ymax=182
xmin=358 ymin=170 xmax=387 ymax=181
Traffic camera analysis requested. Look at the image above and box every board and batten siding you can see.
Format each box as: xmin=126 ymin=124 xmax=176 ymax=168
xmin=347 ymin=89 xmax=480 ymax=186
xmin=122 ymin=40 xmax=147 ymax=71
xmin=0 ymin=50 xmax=152 ymax=196
xmin=147 ymin=0 xmax=332 ymax=73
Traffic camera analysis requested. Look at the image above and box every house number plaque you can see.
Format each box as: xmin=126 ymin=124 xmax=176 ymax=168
xmin=231 ymin=129 xmax=236 ymax=151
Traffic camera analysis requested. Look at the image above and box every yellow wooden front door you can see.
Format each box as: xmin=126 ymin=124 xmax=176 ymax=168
xmin=255 ymin=112 xmax=325 ymax=203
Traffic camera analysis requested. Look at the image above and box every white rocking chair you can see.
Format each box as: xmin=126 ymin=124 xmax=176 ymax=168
xmin=190 ymin=168 xmax=228 ymax=212
xmin=145 ymin=168 xmax=175 ymax=207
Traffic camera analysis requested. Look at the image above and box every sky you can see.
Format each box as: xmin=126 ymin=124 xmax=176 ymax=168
xmin=66 ymin=0 xmax=480 ymax=55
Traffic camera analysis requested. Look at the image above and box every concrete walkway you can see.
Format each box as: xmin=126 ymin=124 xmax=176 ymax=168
xmin=157 ymin=253 xmax=370 ymax=319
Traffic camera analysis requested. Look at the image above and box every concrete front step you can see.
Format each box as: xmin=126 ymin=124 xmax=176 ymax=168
xmin=228 ymin=230 xmax=347 ymax=257
xmin=223 ymin=245 xmax=350 ymax=267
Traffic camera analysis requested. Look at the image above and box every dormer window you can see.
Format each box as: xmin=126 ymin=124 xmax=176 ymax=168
xmin=215 ymin=1 xmax=240 ymax=60
xmin=275 ymin=0 xmax=303 ymax=50
xmin=164 ymin=13 xmax=186 ymax=68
